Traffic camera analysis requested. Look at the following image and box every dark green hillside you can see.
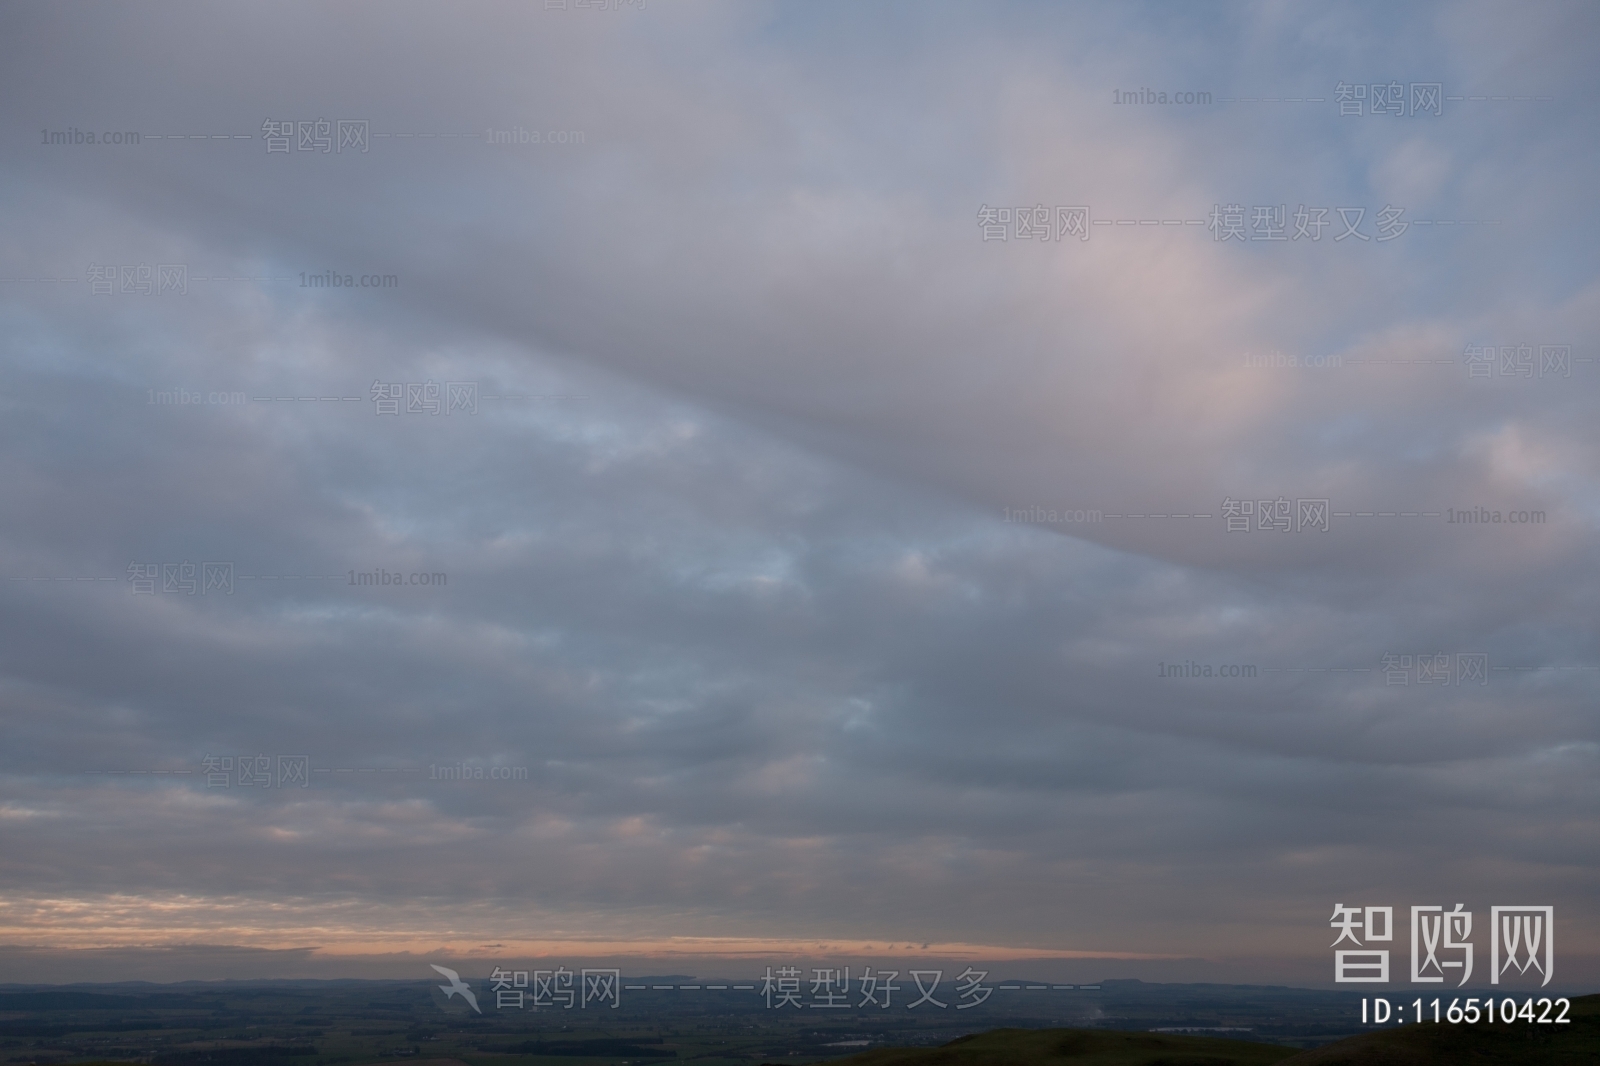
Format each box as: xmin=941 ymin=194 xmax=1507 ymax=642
xmin=814 ymin=1025 xmax=1297 ymax=1065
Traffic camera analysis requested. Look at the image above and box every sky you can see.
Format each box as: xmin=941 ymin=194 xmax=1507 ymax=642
xmin=0 ymin=0 xmax=1596 ymax=990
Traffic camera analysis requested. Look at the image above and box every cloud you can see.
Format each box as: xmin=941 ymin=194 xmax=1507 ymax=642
xmin=0 ymin=0 xmax=1595 ymax=988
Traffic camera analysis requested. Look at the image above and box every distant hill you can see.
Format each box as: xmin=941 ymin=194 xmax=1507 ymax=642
xmin=0 ymin=991 xmax=222 ymax=1011
xmin=816 ymin=993 xmax=1598 ymax=1066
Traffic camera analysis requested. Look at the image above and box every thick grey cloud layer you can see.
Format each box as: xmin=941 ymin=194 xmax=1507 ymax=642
xmin=0 ymin=1 xmax=1596 ymax=987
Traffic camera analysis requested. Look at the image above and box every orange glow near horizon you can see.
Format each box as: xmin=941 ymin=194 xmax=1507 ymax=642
xmin=0 ymin=894 xmax=1184 ymax=961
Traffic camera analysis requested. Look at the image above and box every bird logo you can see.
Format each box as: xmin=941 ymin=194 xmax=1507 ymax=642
xmin=430 ymin=964 xmax=481 ymax=1013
